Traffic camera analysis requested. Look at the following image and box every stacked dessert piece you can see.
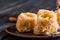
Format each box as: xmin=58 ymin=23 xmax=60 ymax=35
xmin=16 ymin=9 xmax=60 ymax=36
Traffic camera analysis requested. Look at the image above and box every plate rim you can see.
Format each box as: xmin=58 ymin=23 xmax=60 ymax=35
xmin=5 ymin=24 xmax=60 ymax=38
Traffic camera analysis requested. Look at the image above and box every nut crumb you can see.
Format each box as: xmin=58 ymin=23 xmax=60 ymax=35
xmin=9 ymin=17 xmax=17 ymax=22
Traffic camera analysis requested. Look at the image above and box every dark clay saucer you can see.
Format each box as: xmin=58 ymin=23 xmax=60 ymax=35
xmin=5 ymin=24 xmax=60 ymax=38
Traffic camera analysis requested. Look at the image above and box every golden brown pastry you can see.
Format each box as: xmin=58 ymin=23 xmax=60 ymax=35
xmin=55 ymin=9 xmax=60 ymax=25
xmin=55 ymin=9 xmax=60 ymax=30
xmin=33 ymin=9 xmax=59 ymax=35
xmin=16 ymin=12 xmax=37 ymax=32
